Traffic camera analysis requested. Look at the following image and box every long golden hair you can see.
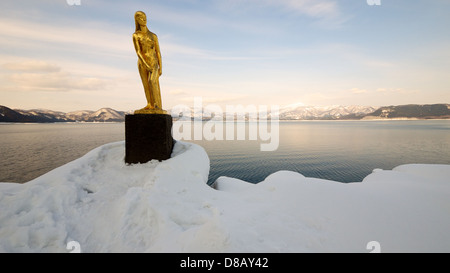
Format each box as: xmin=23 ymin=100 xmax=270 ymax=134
xmin=134 ymin=11 xmax=146 ymax=32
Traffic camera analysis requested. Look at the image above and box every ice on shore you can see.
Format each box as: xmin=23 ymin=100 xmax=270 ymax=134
xmin=0 ymin=141 xmax=449 ymax=252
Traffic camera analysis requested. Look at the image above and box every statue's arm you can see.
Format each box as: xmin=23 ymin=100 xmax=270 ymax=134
xmin=154 ymin=34 xmax=162 ymax=75
xmin=133 ymin=34 xmax=150 ymax=69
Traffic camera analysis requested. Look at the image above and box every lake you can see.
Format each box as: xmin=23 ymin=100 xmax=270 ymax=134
xmin=0 ymin=120 xmax=449 ymax=185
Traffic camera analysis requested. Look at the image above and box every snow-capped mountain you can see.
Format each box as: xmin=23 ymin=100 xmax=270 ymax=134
xmin=170 ymin=105 xmax=378 ymax=120
xmin=66 ymin=108 xmax=126 ymax=122
xmin=364 ymin=104 xmax=450 ymax=119
xmin=0 ymin=106 xmax=127 ymax=123
xmin=14 ymin=108 xmax=72 ymax=122
xmin=65 ymin=110 xmax=94 ymax=121
xmin=279 ymin=105 xmax=377 ymax=120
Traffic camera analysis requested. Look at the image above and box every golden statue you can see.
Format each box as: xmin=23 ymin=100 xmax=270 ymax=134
xmin=133 ymin=11 xmax=167 ymax=114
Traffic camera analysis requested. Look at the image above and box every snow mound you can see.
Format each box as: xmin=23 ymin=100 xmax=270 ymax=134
xmin=0 ymin=141 xmax=449 ymax=252
xmin=0 ymin=141 xmax=214 ymax=252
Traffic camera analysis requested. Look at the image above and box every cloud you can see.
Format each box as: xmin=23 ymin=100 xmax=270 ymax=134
xmin=350 ymin=88 xmax=368 ymax=94
xmin=376 ymin=88 xmax=420 ymax=95
xmin=275 ymin=0 xmax=340 ymax=18
xmin=1 ymin=60 xmax=108 ymax=92
xmin=377 ymin=88 xmax=402 ymax=93
xmin=177 ymin=94 xmax=250 ymax=105
xmin=0 ymin=15 xmax=254 ymax=67
xmin=2 ymin=60 xmax=61 ymax=73
xmin=162 ymin=40 xmax=262 ymax=61
xmin=0 ymin=17 xmax=131 ymax=59
xmin=169 ymin=90 xmax=188 ymax=96
xmin=152 ymin=0 xmax=344 ymax=36
xmin=218 ymin=0 xmax=340 ymax=19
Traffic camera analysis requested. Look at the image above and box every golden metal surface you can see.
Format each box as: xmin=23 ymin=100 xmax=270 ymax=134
xmin=133 ymin=11 xmax=167 ymax=115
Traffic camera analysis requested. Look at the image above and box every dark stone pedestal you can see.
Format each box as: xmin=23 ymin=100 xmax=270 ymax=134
xmin=125 ymin=114 xmax=174 ymax=164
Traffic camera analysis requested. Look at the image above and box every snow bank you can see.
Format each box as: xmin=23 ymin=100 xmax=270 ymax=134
xmin=0 ymin=141 xmax=449 ymax=252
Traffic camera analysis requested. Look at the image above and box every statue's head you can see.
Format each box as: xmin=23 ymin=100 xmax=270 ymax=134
xmin=135 ymin=11 xmax=147 ymax=32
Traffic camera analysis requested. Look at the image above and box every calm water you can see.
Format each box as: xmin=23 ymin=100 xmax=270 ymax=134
xmin=0 ymin=121 xmax=449 ymax=184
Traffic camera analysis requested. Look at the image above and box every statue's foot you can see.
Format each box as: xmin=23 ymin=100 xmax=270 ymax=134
xmin=142 ymin=104 xmax=155 ymax=110
xmin=134 ymin=105 xmax=167 ymax=115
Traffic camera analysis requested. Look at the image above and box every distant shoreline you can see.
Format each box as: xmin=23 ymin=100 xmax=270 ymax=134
xmin=0 ymin=121 xmax=125 ymax=125
xmin=2 ymin=103 xmax=449 ymax=123
xmin=1 ymin=118 xmax=449 ymax=125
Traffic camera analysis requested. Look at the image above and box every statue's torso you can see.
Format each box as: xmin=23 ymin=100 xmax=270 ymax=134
xmin=135 ymin=31 xmax=159 ymax=69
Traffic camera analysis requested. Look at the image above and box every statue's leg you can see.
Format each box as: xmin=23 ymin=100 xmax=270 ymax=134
xmin=150 ymin=69 xmax=162 ymax=109
xmin=138 ymin=62 xmax=155 ymax=109
xmin=156 ymin=77 xmax=162 ymax=109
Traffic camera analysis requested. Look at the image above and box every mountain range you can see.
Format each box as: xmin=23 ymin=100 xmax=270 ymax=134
xmin=0 ymin=106 xmax=128 ymax=123
xmin=279 ymin=105 xmax=378 ymax=120
xmin=1 ymin=104 xmax=449 ymax=123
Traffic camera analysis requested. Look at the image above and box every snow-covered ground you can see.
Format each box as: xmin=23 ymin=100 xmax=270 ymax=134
xmin=0 ymin=141 xmax=449 ymax=252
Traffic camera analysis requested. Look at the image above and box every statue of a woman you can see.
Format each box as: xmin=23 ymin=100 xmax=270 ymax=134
xmin=133 ymin=11 xmax=166 ymax=114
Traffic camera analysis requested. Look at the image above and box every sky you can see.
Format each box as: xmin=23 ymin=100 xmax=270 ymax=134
xmin=0 ymin=0 xmax=449 ymax=112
